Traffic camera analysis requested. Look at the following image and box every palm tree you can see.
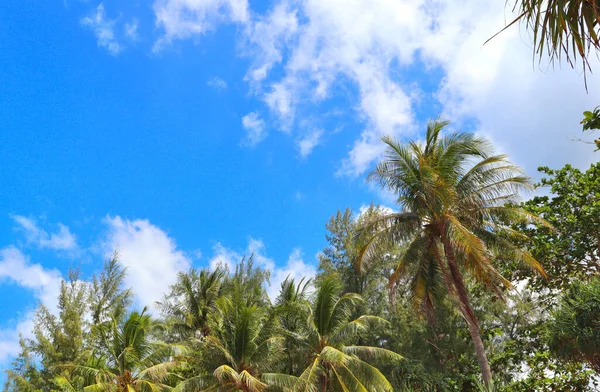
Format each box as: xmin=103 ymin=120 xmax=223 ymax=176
xmin=283 ymin=276 xmax=401 ymax=392
xmin=357 ymin=119 xmax=547 ymax=386
xmin=58 ymin=308 xmax=182 ymax=391
xmin=275 ymin=277 xmax=312 ymax=376
xmin=175 ymin=294 xmax=290 ymax=392
xmin=156 ymin=268 xmax=225 ymax=339
xmin=489 ymin=0 xmax=600 ymax=77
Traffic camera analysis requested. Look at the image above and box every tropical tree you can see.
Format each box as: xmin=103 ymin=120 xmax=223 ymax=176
xmin=510 ymin=163 xmax=600 ymax=291
xmin=175 ymin=296 xmax=289 ymax=392
xmin=157 ymin=268 xmax=225 ymax=340
xmin=275 ymin=277 xmax=312 ymax=376
xmin=5 ymin=270 xmax=89 ymax=392
xmin=547 ymin=277 xmax=600 ymax=373
xmin=357 ymin=119 xmax=547 ymax=386
xmin=287 ymin=276 xmax=402 ymax=392
xmin=60 ymin=309 xmax=182 ymax=392
xmin=317 ymin=206 xmax=398 ymax=306
xmin=90 ymin=255 xmax=133 ymax=325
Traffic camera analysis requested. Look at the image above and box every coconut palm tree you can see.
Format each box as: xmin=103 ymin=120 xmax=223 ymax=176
xmin=57 ymin=308 xmax=182 ymax=391
xmin=156 ymin=268 xmax=225 ymax=340
xmin=489 ymin=0 xmax=600 ymax=77
xmin=357 ymin=119 xmax=547 ymax=386
xmin=274 ymin=277 xmax=312 ymax=376
xmin=175 ymin=292 xmax=290 ymax=392
xmin=284 ymin=276 xmax=402 ymax=392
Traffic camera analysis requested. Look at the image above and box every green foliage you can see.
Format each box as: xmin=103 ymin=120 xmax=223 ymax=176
xmin=68 ymin=308 xmax=184 ymax=391
xmin=174 ymin=257 xmax=285 ymax=392
xmin=359 ymin=119 xmax=546 ymax=386
xmin=497 ymin=0 xmax=600 ymax=77
xmin=5 ymin=133 xmax=600 ymax=392
xmin=581 ymin=108 xmax=600 ymax=151
xmin=287 ymin=276 xmax=402 ymax=392
xmin=4 ymin=257 xmax=133 ymax=392
xmin=5 ymin=270 xmax=88 ymax=392
xmin=90 ymin=255 xmax=133 ymax=325
xmin=157 ymin=267 xmax=225 ymax=340
xmin=547 ymin=277 xmax=600 ymax=372
xmin=515 ymin=163 xmax=600 ymax=290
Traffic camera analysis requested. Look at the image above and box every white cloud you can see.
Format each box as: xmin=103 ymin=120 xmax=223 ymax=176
xmin=209 ymin=242 xmax=242 ymax=271
xmin=241 ymin=111 xmax=267 ymax=146
xmin=267 ymin=248 xmax=316 ymax=301
xmin=207 ymin=76 xmax=228 ymax=90
xmin=0 ymin=247 xmax=62 ymax=362
xmin=12 ymin=216 xmax=78 ymax=251
xmin=236 ymin=0 xmax=597 ymax=177
xmin=192 ymin=249 xmax=203 ymax=259
xmin=423 ymin=1 xmax=600 ymax=176
xmin=297 ymin=129 xmax=323 ymax=158
xmin=243 ymin=0 xmax=421 ymax=172
xmin=208 ymin=239 xmax=316 ymax=300
xmin=80 ymin=3 xmax=122 ymax=55
xmin=125 ymin=18 xmax=139 ymax=40
xmin=357 ymin=203 xmax=394 ymax=217
xmin=246 ymin=237 xmax=275 ymax=270
xmin=0 ymin=318 xmax=34 ymax=363
xmin=242 ymin=2 xmax=298 ymax=83
xmin=102 ymin=216 xmax=191 ymax=309
xmin=153 ymin=0 xmax=249 ymax=51
xmin=264 ymin=80 xmax=295 ymax=127
xmin=208 ymin=237 xmax=274 ymax=271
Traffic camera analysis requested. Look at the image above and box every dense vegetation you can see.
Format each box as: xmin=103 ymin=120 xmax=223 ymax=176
xmin=5 ymin=3 xmax=600 ymax=390
xmin=4 ymin=121 xmax=599 ymax=391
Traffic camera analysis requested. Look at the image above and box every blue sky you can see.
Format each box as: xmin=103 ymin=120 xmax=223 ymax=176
xmin=0 ymin=0 xmax=599 ymax=372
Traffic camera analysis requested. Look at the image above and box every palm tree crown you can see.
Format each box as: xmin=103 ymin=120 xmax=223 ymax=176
xmin=176 ymin=273 xmax=288 ymax=392
xmin=57 ymin=308 xmax=182 ymax=392
xmin=286 ymin=277 xmax=402 ymax=392
xmin=156 ymin=268 xmax=225 ymax=340
xmin=358 ymin=119 xmax=547 ymax=385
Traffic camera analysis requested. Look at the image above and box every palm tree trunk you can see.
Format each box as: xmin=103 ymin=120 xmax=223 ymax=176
xmin=441 ymin=237 xmax=493 ymax=387
xmin=320 ymin=374 xmax=327 ymax=392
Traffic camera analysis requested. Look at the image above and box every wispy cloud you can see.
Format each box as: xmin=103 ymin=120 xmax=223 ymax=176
xmin=241 ymin=111 xmax=267 ymax=147
xmin=153 ymin=0 xmax=249 ymax=52
xmin=125 ymin=18 xmax=139 ymax=40
xmin=207 ymin=76 xmax=228 ymax=91
xmin=238 ymin=0 xmax=597 ymax=176
xmin=12 ymin=215 xmax=78 ymax=251
xmin=80 ymin=3 xmax=122 ymax=56
xmin=297 ymin=129 xmax=323 ymax=158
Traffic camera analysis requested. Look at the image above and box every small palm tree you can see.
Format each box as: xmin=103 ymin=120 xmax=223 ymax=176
xmin=282 ymin=277 xmax=401 ymax=392
xmin=58 ymin=308 xmax=182 ymax=391
xmin=176 ymin=296 xmax=290 ymax=392
xmin=357 ymin=119 xmax=547 ymax=386
xmin=156 ymin=268 xmax=225 ymax=339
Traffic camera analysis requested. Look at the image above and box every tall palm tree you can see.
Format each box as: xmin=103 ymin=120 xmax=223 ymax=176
xmin=57 ymin=309 xmax=182 ymax=391
xmin=175 ymin=295 xmax=290 ymax=392
xmin=357 ymin=119 xmax=547 ymax=386
xmin=282 ymin=277 xmax=401 ymax=392
xmin=156 ymin=268 xmax=225 ymax=339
